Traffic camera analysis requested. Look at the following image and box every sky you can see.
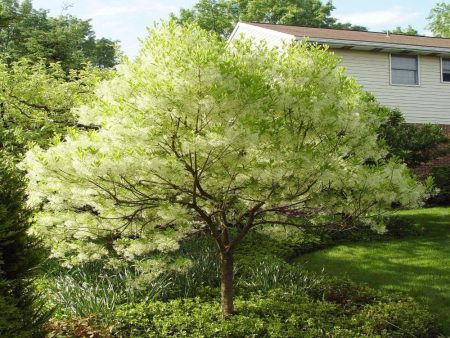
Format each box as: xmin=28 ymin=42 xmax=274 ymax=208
xmin=33 ymin=0 xmax=440 ymax=57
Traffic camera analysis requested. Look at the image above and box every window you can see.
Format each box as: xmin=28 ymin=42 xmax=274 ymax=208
xmin=442 ymin=58 xmax=450 ymax=82
xmin=391 ymin=54 xmax=419 ymax=85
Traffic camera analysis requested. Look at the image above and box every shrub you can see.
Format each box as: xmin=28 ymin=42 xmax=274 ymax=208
xmin=376 ymin=105 xmax=449 ymax=168
xmin=427 ymin=165 xmax=450 ymax=205
xmin=312 ymin=277 xmax=379 ymax=307
xmin=0 ymin=153 xmax=49 ymax=337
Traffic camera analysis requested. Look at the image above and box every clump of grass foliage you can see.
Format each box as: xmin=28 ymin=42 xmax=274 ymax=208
xmin=39 ymin=226 xmax=318 ymax=321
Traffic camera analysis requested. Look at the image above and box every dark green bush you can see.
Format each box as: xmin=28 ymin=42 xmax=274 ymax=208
xmin=0 ymin=152 xmax=49 ymax=337
xmin=427 ymin=166 xmax=450 ymax=205
xmin=111 ymin=286 xmax=440 ymax=338
xmin=375 ymin=104 xmax=449 ymax=168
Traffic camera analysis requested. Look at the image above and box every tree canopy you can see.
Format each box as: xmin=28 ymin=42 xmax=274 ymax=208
xmin=427 ymin=2 xmax=450 ymax=38
xmin=0 ymin=59 xmax=106 ymax=155
xmin=0 ymin=0 xmax=120 ymax=70
xmin=171 ymin=0 xmax=367 ymax=36
xmin=390 ymin=25 xmax=419 ymax=36
xmin=23 ymin=23 xmax=427 ymax=315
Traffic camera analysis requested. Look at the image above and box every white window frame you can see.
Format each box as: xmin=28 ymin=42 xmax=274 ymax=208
xmin=440 ymin=56 xmax=450 ymax=83
xmin=389 ymin=53 xmax=420 ymax=87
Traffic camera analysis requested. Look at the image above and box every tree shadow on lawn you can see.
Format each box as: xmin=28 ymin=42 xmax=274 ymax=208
xmin=295 ymin=210 xmax=450 ymax=334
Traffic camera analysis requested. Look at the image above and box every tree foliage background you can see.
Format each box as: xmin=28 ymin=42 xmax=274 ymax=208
xmin=0 ymin=59 xmax=106 ymax=155
xmin=428 ymin=2 xmax=450 ymax=38
xmin=0 ymin=0 xmax=120 ymax=71
xmin=171 ymin=0 xmax=367 ymax=36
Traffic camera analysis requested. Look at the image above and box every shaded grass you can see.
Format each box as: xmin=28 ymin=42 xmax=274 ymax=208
xmin=295 ymin=207 xmax=450 ymax=334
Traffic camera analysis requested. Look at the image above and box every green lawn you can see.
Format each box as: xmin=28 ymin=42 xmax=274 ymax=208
xmin=295 ymin=207 xmax=450 ymax=335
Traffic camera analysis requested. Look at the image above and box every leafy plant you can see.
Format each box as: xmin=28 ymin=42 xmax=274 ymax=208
xmin=171 ymin=0 xmax=367 ymax=37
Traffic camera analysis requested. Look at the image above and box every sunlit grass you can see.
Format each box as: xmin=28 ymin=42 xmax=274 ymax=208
xmin=295 ymin=207 xmax=450 ymax=334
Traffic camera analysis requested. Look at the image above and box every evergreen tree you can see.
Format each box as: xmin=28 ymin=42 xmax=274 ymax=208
xmin=0 ymin=152 xmax=48 ymax=337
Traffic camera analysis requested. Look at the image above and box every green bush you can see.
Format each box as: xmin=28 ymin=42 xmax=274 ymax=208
xmin=0 ymin=153 xmax=49 ymax=337
xmin=428 ymin=166 xmax=450 ymax=205
xmin=111 ymin=286 xmax=440 ymax=338
xmin=375 ymin=105 xmax=449 ymax=168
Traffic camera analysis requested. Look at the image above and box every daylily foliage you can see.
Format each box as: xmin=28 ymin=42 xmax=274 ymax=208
xmin=23 ymin=22 xmax=428 ymax=314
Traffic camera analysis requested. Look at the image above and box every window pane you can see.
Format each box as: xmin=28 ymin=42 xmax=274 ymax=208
xmin=391 ymin=55 xmax=418 ymax=70
xmin=443 ymin=72 xmax=450 ymax=82
xmin=392 ymin=69 xmax=418 ymax=85
xmin=443 ymin=58 xmax=450 ymax=72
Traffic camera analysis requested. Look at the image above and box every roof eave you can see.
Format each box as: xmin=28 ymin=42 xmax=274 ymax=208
xmin=301 ymin=37 xmax=450 ymax=56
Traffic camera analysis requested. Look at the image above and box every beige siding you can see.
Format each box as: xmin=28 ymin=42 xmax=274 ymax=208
xmin=333 ymin=49 xmax=450 ymax=124
xmin=229 ymin=23 xmax=295 ymax=49
xmin=230 ymin=25 xmax=450 ymax=124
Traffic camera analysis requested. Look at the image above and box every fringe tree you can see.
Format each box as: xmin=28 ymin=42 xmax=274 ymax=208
xmin=23 ymin=23 xmax=428 ymax=315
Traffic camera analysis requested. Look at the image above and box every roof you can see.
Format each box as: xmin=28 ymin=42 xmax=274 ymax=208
xmin=243 ymin=23 xmax=450 ymax=55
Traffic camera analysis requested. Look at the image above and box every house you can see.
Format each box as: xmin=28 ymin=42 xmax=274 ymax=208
xmin=229 ymin=22 xmax=450 ymax=171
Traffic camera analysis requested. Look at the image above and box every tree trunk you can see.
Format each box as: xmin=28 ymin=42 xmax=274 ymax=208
xmin=220 ymin=251 xmax=234 ymax=315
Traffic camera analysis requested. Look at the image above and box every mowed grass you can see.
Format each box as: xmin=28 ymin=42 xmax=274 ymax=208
xmin=295 ymin=207 xmax=450 ymax=334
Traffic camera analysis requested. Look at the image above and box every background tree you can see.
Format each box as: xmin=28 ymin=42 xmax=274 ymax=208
xmin=0 ymin=0 xmax=120 ymax=71
xmin=427 ymin=2 xmax=450 ymax=38
xmin=0 ymin=2 xmax=15 ymax=28
xmin=0 ymin=152 xmax=48 ymax=337
xmin=172 ymin=0 xmax=235 ymax=37
xmin=23 ymin=23 xmax=427 ymax=315
xmin=390 ymin=25 xmax=419 ymax=36
xmin=171 ymin=0 xmax=367 ymax=36
xmin=0 ymin=58 xmax=105 ymax=155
